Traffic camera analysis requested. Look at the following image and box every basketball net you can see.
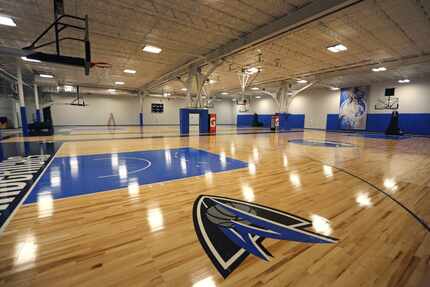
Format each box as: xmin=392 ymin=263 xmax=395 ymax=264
xmin=92 ymin=62 xmax=113 ymax=84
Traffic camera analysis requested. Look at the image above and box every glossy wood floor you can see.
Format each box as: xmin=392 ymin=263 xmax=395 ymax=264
xmin=0 ymin=128 xmax=429 ymax=287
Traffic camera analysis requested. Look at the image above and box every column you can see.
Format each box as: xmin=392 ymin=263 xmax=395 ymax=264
xmin=34 ymin=84 xmax=41 ymax=122
xmin=17 ymin=65 xmax=29 ymax=136
xmin=139 ymin=93 xmax=144 ymax=126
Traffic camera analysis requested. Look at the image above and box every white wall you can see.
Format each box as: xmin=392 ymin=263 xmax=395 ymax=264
xmin=48 ymin=94 xmax=237 ymax=126
xmin=143 ymin=97 xmax=186 ymax=125
xmin=238 ymin=76 xmax=430 ymax=129
xmin=0 ymin=85 xmax=36 ymax=129
xmin=289 ymin=88 xmax=339 ymax=129
xmin=50 ymin=94 xmax=140 ymax=126
xmin=368 ymin=78 xmax=430 ymax=114
xmin=211 ymin=99 xmax=236 ymax=125
xmin=0 ymin=97 xmax=18 ymax=128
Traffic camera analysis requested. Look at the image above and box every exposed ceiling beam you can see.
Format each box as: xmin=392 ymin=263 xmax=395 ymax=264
xmin=142 ymin=0 xmax=364 ymax=91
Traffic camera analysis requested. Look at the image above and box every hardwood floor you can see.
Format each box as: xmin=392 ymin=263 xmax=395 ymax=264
xmin=0 ymin=129 xmax=429 ymax=286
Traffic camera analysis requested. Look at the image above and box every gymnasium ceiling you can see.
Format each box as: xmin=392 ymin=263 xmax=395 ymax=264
xmin=0 ymin=0 xmax=430 ymax=97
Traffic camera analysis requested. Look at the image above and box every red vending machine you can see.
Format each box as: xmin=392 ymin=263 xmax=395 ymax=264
xmin=209 ymin=113 xmax=216 ymax=133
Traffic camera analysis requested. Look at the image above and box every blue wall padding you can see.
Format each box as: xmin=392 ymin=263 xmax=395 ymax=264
xmin=179 ymin=108 xmax=209 ymax=134
xmin=326 ymin=114 xmax=340 ymax=130
xmin=20 ymin=106 xmax=29 ymax=136
xmin=237 ymin=113 xmax=305 ymax=129
xmin=397 ymin=114 xmax=430 ymax=134
xmin=236 ymin=114 xmax=254 ymax=127
xmin=286 ymin=114 xmax=305 ymax=129
xmin=139 ymin=113 xmax=144 ymax=126
xmin=35 ymin=109 xmax=41 ymax=123
xmin=236 ymin=114 xmax=272 ymax=128
xmin=365 ymin=114 xmax=391 ymax=132
xmin=367 ymin=113 xmax=430 ymax=134
xmin=327 ymin=113 xmax=430 ymax=135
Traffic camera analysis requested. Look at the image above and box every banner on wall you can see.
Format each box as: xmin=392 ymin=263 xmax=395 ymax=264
xmin=339 ymin=86 xmax=369 ymax=130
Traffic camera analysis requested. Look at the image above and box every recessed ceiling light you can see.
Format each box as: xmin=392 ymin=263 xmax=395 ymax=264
xmin=251 ymin=87 xmax=259 ymax=90
xmin=181 ymin=88 xmax=187 ymax=91
xmin=246 ymin=67 xmax=260 ymax=75
xmin=221 ymin=92 xmax=229 ymax=95
xmin=256 ymin=96 xmax=261 ymax=99
xmin=123 ymin=69 xmax=136 ymax=74
xmin=0 ymin=15 xmax=16 ymax=27
xmin=115 ymin=81 xmax=125 ymax=85
xmin=372 ymin=67 xmax=387 ymax=72
xmin=398 ymin=79 xmax=410 ymax=84
xmin=142 ymin=45 xmax=162 ymax=54
xmin=330 ymin=87 xmax=340 ymax=91
xmin=108 ymin=89 xmax=116 ymax=93
xmin=327 ymin=44 xmax=347 ymax=53
xmin=21 ymin=56 xmax=41 ymax=63
xmin=39 ymin=74 xmax=54 ymax=78
xmin=297 ymin=79 xmax=308 ymax=84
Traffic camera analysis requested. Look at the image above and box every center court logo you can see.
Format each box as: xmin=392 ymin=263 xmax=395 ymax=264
xmin=192 ymin=195 xmax=338 ymax=278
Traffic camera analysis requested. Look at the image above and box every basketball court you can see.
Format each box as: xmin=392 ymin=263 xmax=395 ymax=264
xmin=0 ymin=1 xmax=429 ymax=286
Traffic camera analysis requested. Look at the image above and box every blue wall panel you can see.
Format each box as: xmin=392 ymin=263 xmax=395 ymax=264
xmin=366 ymin=114 xmax=391 ymax=132
xmin=287 ymin=114 xmax=305 ymax=129
xmin=236 ymin=114 xmax=253 ymax=127
xmin=179 ymin=108 xmax=209 ymax=134
xmin=326 ymin=113 xmax=430 ymax=135
xmin=20 ymin=106 xmax=29 ymax=136
xmin=237 ymin=114 xmax=304 ymax=129
xmin=366 ymin=113 xmax=430 ymax=134
xmin=236 ymin=114 xmax=271 ymax=128
xmin=326 ymin=114 xmax=340 ymax=131
xmin=257 ymin=115 xmax=273 ymax=128
xmin=398 ymin=114 xmax=430 ymax=134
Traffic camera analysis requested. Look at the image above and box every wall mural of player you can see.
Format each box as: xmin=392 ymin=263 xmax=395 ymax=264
xmin=339 ymin=86 xmax=369 ymax=130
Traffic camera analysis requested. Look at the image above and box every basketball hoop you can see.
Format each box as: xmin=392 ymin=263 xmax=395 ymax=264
xmin=91 ymin=62 xmax=112 ymax=69
xmin=92 ymin=62 xmax=112 ymax=82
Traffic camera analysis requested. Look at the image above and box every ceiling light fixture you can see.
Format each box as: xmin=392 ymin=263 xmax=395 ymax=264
xmin=246 ymin=67 xmax=260 ymax=75
xmin=330 ymin=87 xmax=340 ymax=91
xmin=115 ymin=81 xmax=125 ymax=85
xmin=297 ymin=79 xmax=308 ymax=84
xmin=372 ymin=67 xmax=387 ymax=72
xmin=221 ymin=92 xmax=229 ymax=95
xmin=256 ymin=96 xmax=261 ymax=99
xmin=21 ymin=56 xmax=41 ymax=63
xmin=327 ymin=44 xmax=347 ymax=53
xmin=181 ymin=88 xmax=187 ymax=91
xmin=0 ymin=15 xmax=16 ymax=27
xmin=123 ymin=69 xmax=136 ymax=74
xmin=208 ymin=79 xmax=217 ymax=84
xmin=142 ymin=45 xmax=162 ymax=54
xmin=39 ymin=74 xmax=54 ymax=79
xmin=108 ymin=89 xmax=116 ymax=93
xmin=251 ymin=87 xmax=259 ymax=90
xmin=398 ymin=79 xmax=410 ymax=84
